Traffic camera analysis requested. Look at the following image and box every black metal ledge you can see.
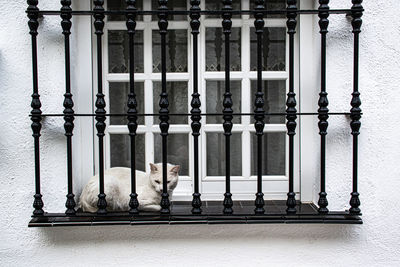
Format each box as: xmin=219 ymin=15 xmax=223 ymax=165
xmin=29 ymin=201 xmax=362 ymax=227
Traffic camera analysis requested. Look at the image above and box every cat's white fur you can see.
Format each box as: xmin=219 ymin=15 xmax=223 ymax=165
xmin=79 ymin=163 xmax=180 ymax=212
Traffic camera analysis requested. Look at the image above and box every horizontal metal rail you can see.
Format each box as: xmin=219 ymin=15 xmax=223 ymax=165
xmin=30 ymin=9 xmax=356 ymax=16
xmin=33 ymin=112 xmax=354 ymax=117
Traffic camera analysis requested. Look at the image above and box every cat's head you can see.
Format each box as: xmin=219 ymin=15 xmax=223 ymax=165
xmin=149 ymin=163 xmax=180 ymax=194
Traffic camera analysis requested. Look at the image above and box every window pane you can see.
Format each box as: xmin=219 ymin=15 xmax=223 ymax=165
xmin=250 ymin=28 xmax=286 ymax=71
xmin=206 ymin=81 xmax=241 ymax=124
xmin=153 ymin=82 xmax=188 ymax=125
xmin=250 ymin=0 xmax=286 ymax=18
xmin=207 ymin=133 xmax=242 ymax=176
xmin=251 ymin=133 xmax=286 ymax=175
xmin=151 ymin=0 xmax=187 ymax=21
xmin=108 ymin=30 xmax=144 ymax=73
xmin=107 ymin=0 xmax=143 ymax=21
xmin=250 ymin=80 xmax=286 ymax=124
xmin=153 ymin=30 xmax=188 ymax=73
xmin=206 ymin=28 xmax=241 ymax=71
xmin=205 ymin=0 xmax=241 ymax=18
xmin=154 ymin=134 xmax=189 ymax=176
xmin=110 ymin=134 xmax=146 ymax=171
xmin=109 ymin=82 xmax=145 ymax=125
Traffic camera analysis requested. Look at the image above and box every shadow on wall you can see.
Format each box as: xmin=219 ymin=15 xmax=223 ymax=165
xmin=38 ymin=224 xmax=363 ymax=245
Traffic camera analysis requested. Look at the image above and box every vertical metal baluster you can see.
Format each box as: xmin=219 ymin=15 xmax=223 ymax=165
xmin=285 ymin=0 xmax=297 ymax=214
xmin=222 ymin=0 xmax=233 ymax=214
xmin=317 ymin=0 xmax=330 ymax=214
xmin=254 ymin=0 xmax=265 ymax=215
xmin=158 ymin=0 xmax=170 ymax=214
xmin=349 ymin=0 xmax=363 ymax=215
xmin=61 ymin=0 xmax=76 ymax=215
xmin=126 ymin=0 xmax=139 ymax=214
xmin=27 ymin=0 xmax=44 ymax=216
xmin=190 ymin=0 xmax=202 ymax=215
xmin=94 ymin=0 xmax=107 ymax=215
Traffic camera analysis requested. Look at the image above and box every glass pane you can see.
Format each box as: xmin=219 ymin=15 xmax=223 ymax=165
xmin=154 ymin=134 xmax=189 ymax=176
xmin=108 ymin=30 xmax=144 ymax=73
xmin=251 ymin=133 xmax=286 ymax=175
xmin=151 ymin=0 xmax=187 ymax=21
xmin=109 ymin=82 xmax=145 ymax=125
xmin=205 ymin=0 xmax=241 ymax=18
xmin=206 ymin=81 xmax=241 ymax=124
xmin=206 ymin=133 xmax=242 ymax=176
xmin=110 ymin=134 xmax=146 ymax=171
xmin=153 ymin=82 xmax=188 ymax=125
xmin=250 ymin=28 xmax=286 ymax=71
xmin=107 ymin=0 xmax=143 ymax=21
xmin=250 ymin=0 xmax=286 ymax=18
xmin=153 ymin=30 xmax=188 ymax=72
xmin=250 ymin=80 xmax=286 ymax=124
xmin=206 ymin=28 xmax=241 ymax=71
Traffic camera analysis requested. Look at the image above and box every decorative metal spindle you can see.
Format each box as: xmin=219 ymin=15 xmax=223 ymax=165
xmin=61 ymin=0 xmax=76 ymax=215
xmin=158 ymin=0 xmax=170 ymax=214
xmin=254 ymin=0 xmax=265 ymax=215
xmin=317 ymin=0 xmax=330 ymax=214
xmin=222 ymin=0 xmax=233 ymax=214
xmin=126 ymin=0 xmax=139 ymax=214
xmin=285 ymin=0 xmax=297 ymax=214
xmin=190 ymin=0 xmax=202 ymax=215
xmin=94 ymin=0 xmax=107 ymax=215
xmin=349 ymin=0 xmax=363 ymax=215
xmin=28 ymin=0 xmax=44 ymax=216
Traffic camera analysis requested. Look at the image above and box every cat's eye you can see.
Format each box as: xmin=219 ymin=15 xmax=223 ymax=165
xmin=155 ymin=181 xmax=160 ymax=184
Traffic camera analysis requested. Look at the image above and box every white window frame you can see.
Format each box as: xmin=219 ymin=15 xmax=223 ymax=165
xmin=73 ymin=0 xmax=317 ymax=202
xmin=199 ymin=0 xmax=298 ymax=201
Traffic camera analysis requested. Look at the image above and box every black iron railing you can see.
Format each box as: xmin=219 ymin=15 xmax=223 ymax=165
xmin=27 ymin=0 xmax=363 ymax=226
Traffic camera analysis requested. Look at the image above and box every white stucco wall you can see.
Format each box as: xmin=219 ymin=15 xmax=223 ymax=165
xmin=1 ymin=0 xmax=400 ymax=266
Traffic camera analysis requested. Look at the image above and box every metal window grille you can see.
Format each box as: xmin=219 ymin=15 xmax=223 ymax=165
xmin=27 ymin=0 xmax=363 ymax=226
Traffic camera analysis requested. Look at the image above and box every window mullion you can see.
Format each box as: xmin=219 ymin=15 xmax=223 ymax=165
xmin=199 ymin=0 xmax=207 ymax=195
xmin=241 ymin=14 xmax=251 ymax=180
xmin=143 ymin=0 xmax=153 ymax=173
xmin=103 ymin=28 xmax=112 ymax=170
xmin=241 ymin=0 xmax=250 ymax=20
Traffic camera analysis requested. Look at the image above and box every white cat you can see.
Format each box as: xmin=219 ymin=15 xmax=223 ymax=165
xmin=79 ymin=163 xmax=180 ymax=212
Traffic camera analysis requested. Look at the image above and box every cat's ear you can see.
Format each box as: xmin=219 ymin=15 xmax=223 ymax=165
xmin=170 ymin=165 xmax=180 ymax=174
xmin=150 ymin=163 xmax=158 ymax=173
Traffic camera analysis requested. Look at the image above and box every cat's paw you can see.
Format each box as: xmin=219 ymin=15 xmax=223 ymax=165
xmin=142 ymin=204 xmax=162 ymax=212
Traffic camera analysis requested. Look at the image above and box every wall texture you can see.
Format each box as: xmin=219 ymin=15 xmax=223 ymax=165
xmin=1 ymin=0 xmax=400 ymax=266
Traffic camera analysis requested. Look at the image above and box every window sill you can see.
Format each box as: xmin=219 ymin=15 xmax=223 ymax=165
xmin=29 ymin=201 xmax=362 ymax=227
